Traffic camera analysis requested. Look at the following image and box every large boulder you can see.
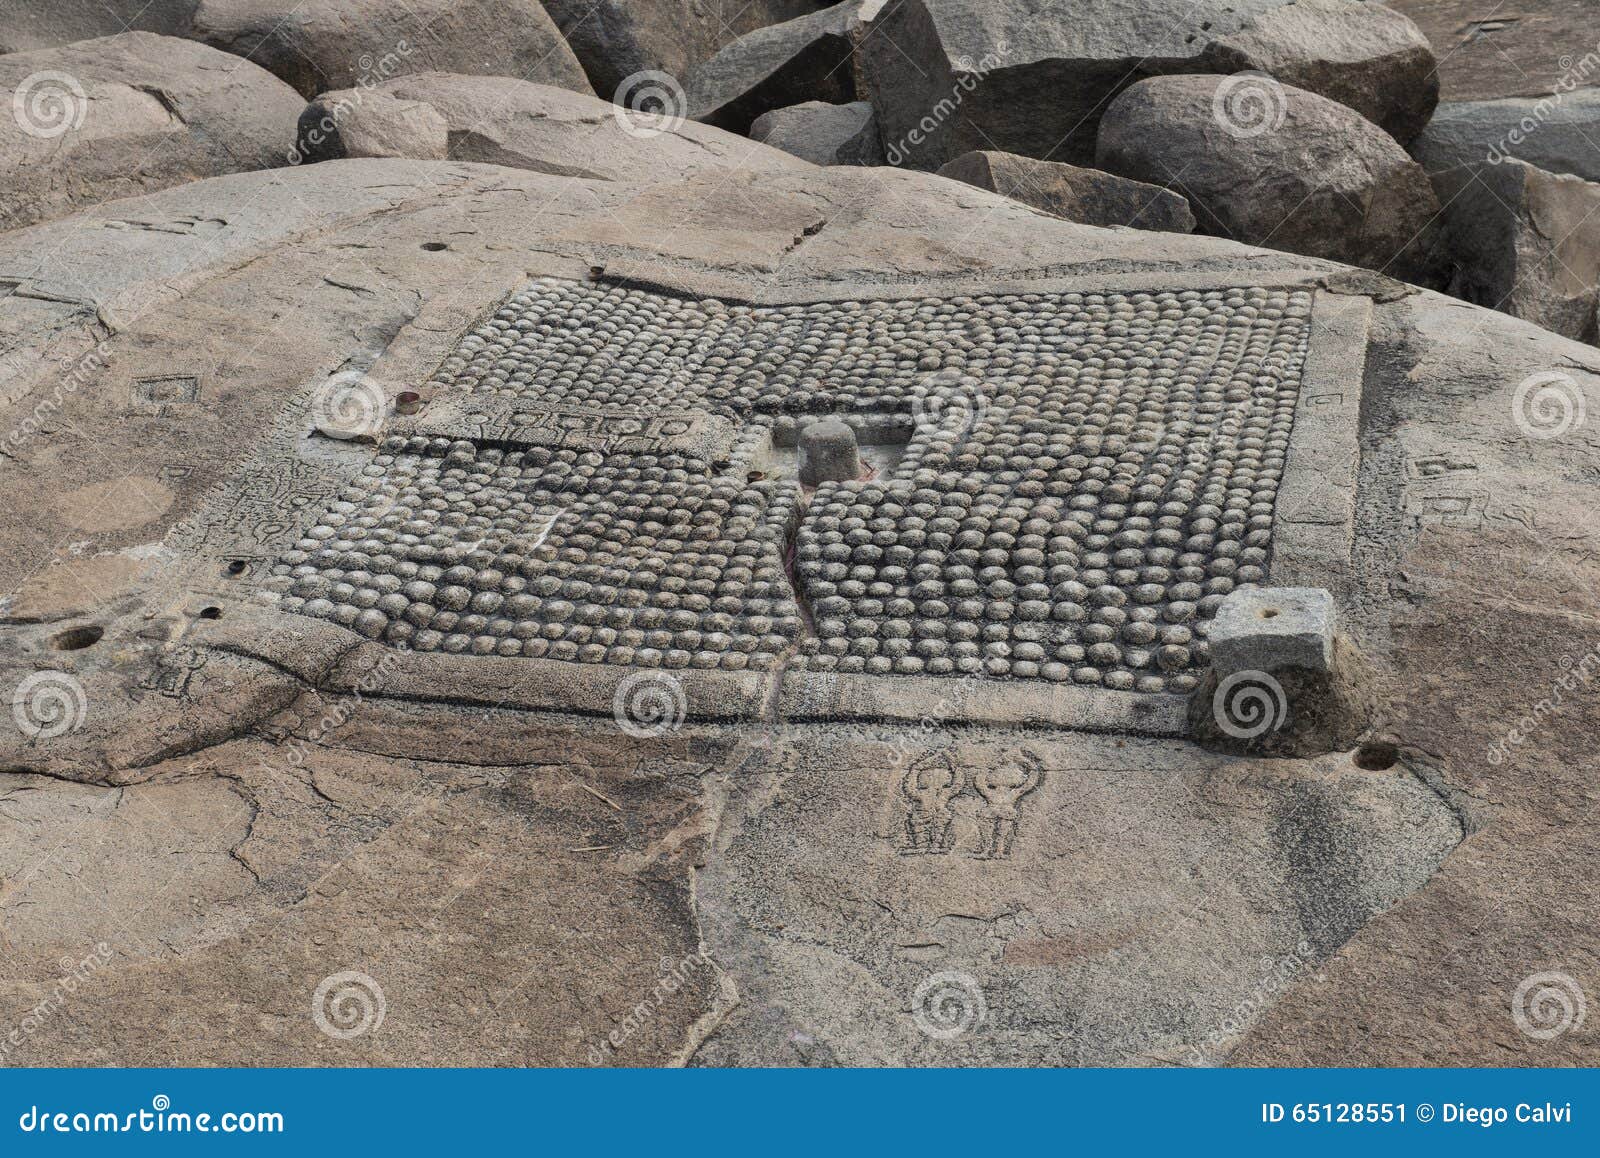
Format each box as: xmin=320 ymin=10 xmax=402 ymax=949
xmin=0 ymin=33 xmax=303 ymax=232
xmin=936 ymin=149 xmax=1195 ymax=232
xmin=298 ymin=89 xmax=450 ymax=163
xmin=1412 ymin=89 xmax=1600 ymax=186
xmin=0 ymin=0 xmax=197 ymax=54
xmin=190 ymin=0 xmax=593 ymax=99
xmin=685 ymin=0 xmax=862 ymax=133
xmin=1429 ymin=158 xmax=1600 ymax=345
xmin=1097 ymin=75 xmax=1442 ymax=282
xmin=750 ymin=100 xmax=883 ymax=165
xmin=539 ymin=0 xmax=831 ymax=99
xmin=858 ymin=0 xmax=1438 ymax=170
xmin=295 ymin=73 xmax=809 ymax=179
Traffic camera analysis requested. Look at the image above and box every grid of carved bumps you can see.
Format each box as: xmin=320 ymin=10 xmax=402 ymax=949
xmin=268 ymin=281 xmax=1313 ymax=689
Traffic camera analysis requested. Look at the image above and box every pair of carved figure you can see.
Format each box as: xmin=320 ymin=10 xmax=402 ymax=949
xmin=900 ymin=750 xmax=1042 ymax=860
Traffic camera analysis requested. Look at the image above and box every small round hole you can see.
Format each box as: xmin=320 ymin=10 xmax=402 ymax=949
xmin=1354 ymin=742 xmax=1399 ymax=771
xmin=198 ymin=606 xmax=223 ymax=621
xmin=420 ymin=241 xmax=448 ymax=252
xmin=1259 ymin=608 xmax=1279 ymax=619
xmin=747 ymin=471 xmax=766 ymax=482
xmin=224 ymin=560 xmax=248 ymax=577
xmin=50 ymin=624 xmax=103 ymax=650
xmin=395 ymin=390 xmax=422 ymax=415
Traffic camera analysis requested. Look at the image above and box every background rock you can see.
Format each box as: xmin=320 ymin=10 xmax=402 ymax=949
xmin=0 ymin=32 xmax=303 ymax=232
xmin=936 ymin=149 xmax=1195 ymax=232
xmin=297 ymin=73 xmax=809 ymax=179
xmin=685 ymin=0 xmax=861 ymax=133
xmin=0 ymin=0 xmax=198 ymax=54
xmin=298 ymin=89 xmax=450 ymax=163
xmin=1097 ymin=74 xmax=1442 ymax=283
xmin=1413 ymin=90 xmax=1600 ymax=185
xmin=1386 ymin=0 xmax=1597 ymax=103
xmin=857 ymin=0 xmax=1438 ymax=170
xmin=1429 ymin=157 xmax=1600 ymax=345
xmin=540 ymin=0 xmax=830 ymax=100
xmin=191 ymin=0 xmax=593 ymax=99
xmin=1210 ymin=0 xmax=1437 ymax=144
xmin=750 ymin=100 xmax=882 ymax=165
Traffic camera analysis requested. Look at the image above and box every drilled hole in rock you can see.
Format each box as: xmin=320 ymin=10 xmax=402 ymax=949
xmin=421 ymin=241 xmax=448 ymax=252
xmin=198 ymin=606 xmax=223 ymax=620
xmin=225 ymin=560 xmax=248 ymax=577
xmin=1354 ymin=742 xmax=1399 ymax=771
xmin=50 ymin=624 xmax=103 ymax=650
xmin=395 ymin=390 xmax=423 ymax=415
xmin=1259 ymin=608 xmax=1279 ymax=619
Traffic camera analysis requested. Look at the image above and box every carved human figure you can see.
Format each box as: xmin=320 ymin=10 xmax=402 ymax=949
xmin=900 ymin=752 xmax=964 ymax=854
xmin=970 ymin=751 xmax=1042 ymax=860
